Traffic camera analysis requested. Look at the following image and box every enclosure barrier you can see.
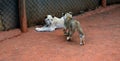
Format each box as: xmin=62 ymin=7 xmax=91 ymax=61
xmin=0 ymin=0 xmax=120 ymax=32
xmin=0 ymin=0 xmax=19 ymax=31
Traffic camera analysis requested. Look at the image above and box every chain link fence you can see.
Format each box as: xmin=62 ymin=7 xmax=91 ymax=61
xmin=0 ymin=0 xmax=19 ymax=31
xmin=0 ymin=0 xmax=120 ymax=31
xmin=107 ymin=0 xmax=120 ymax=5
xmin=26 ymin=0 xmax=100 ymax=26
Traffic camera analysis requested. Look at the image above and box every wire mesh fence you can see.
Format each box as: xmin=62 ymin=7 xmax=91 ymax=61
xmin=0 ymin=0 xmax=19 ymax=31
xmin=26 ymin=0 xmax=100 ymax=26
xmin=0 ymin=0 xmax=120 ymax=31
xmin=107 ymin=0 xmax=120 ymax=5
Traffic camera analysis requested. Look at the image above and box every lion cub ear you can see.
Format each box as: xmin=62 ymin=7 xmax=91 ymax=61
xmin=69 ymin=12 xmax=72 ymax=15
xmin=52 ymin=15 xmax=55 ymax=18
xmin=44 ymin=15 xmax=47 ymax=18
xmin=62 ymin=13 xmax=65 ymax=16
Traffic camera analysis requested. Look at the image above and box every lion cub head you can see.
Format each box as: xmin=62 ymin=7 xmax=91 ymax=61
xmin=62 ymin=12 xmax=73 ymax=21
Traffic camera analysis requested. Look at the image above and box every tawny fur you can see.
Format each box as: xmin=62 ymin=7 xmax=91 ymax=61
xmin=63 ymin=12 xmax=85 ymax=45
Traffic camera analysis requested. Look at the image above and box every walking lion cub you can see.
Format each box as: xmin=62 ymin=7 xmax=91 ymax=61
xmin=62 ymin=12 xmax=85 ymax=45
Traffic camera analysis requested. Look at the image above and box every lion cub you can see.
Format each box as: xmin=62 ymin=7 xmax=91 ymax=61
xmin=63 ymin=12 xmax=85 ymax=45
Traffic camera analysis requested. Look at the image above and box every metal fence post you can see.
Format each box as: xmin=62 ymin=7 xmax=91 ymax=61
xmin=102 ymin=0 xmax=107 ymax=7
xmin=18 ymin=0 xmax=28 ymax=32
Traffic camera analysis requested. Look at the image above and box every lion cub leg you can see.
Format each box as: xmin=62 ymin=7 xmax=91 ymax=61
xmin=76 ymin=21 xmax=85 ymax=45
xmin=67 ymin=26 xmax=75 ymax=41
xmin=63 ymin=28 xmax=68 ymax=36
xmin=63 ymin=23 xmax=69 ymax=36
xmin=79 ymin=34 xmax=85 ymax=45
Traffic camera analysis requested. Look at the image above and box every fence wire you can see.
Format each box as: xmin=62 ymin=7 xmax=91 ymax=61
xmin=0 ymin=0 xmax=19 ymax=31
xmin=107 ymin=0 xmax=120 ymax=5
xmin=26 ymin=0 xmax=100 ymax=26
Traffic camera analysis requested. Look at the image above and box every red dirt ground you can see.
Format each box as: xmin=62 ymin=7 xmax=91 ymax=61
xmin=0 ymin=5 xmax=120 ymax=61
